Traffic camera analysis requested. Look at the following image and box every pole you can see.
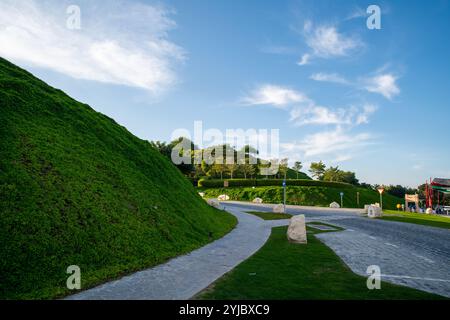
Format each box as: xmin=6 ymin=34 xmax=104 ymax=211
xmin=380 ymin=192 xmax=383 ymax=210
xmin=357 ymin=192 xmax=360 ymax=207
xmin=283 ymin=180 xmax=286 ymax=213
xmin=340 ymin=193 xmax=343 ymax=208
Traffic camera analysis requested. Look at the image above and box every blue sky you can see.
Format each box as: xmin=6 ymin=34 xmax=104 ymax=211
xmin=1 ymin=0 xmax=449 ymax=187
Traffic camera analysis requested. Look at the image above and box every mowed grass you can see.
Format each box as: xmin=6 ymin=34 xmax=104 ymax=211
xmin=379 ymin=210 xmax=450 ymax=230
xmin=246 ymin=211 xmax=292 ymax=220
xmin=201 ymin=186 xmax=403 ymax=210
xmin=0 ymin=57 xmax=237 ymax=299
xmin=197 ymin=226 xmax=444 ymax=300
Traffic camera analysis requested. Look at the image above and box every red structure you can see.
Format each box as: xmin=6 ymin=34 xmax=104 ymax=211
xmin=425 ymin=178 xmax=450 ymax=209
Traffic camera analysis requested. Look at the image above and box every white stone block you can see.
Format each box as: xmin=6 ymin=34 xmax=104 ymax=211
xmin=287 ymin=215 xmax=307 ymax=244
xmin=368 ymin=205 xmax=382 ymax=218
xmin=329 ymin=202 xmax=340 ymax=208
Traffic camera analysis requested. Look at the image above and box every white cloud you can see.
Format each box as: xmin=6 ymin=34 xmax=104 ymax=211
xmin=281 ymin=126 xmax=373 ymax=158
xmin=290 ymin=104 xmax=376 ymax=127
xmin=309 ymin=70 xmax=401 ymax=100
xmin=290 ymin=105 xmax=350 ymax=126
xmin=355 ymin=104 xmax=377 ymax=125
xmin=0 ymin=0 xmax=184 ymax=94
xmin=243 ymin=85 xmax=377 ymax=127
xmin=297 ymin=53 xmax=311 ymax=66
xmin=298 ymin=21 xmax=362 ymax=65
xmin=364 ymin=73 xmax=400 ymax=100
xmin=310 ymin=72 xmax=349 ymax=85
xmin=346 ymin=7 xmax=367 ymax=20
xmin=242 ymin=84 xmax=308 ymax=108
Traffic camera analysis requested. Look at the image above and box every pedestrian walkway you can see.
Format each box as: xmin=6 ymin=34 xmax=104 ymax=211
xmin=66 ymin=207 xmax=289 ymax=300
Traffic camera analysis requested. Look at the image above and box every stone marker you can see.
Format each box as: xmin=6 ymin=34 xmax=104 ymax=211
xmin=217 ymin=194 xmax=230 ymax=201
xmin=207 ymin=199 xmax=220 ymax=208
xmin=252 ymin=197 xmax=263 ymax=204
xmin=329 ymin=201 xmax=340 ymax=208
xmin=367 ymin=205 xmax=382 ymax=218
xmin=287 ymin=215 xmax=307 ymax=244
xmin=273 ymin=204 xmax=284 ymax=213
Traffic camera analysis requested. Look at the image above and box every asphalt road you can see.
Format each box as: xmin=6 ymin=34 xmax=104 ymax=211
xmin=224 ymin=201 xmax=450 ymax=298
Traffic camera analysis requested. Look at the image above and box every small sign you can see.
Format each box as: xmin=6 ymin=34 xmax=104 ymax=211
xmin=224 ymin=181 xmax=229 ymax=188
xmin=282 ymin=180 xmax=286 ymax=187
xmin=340 ymin=192 xmax=344 ymax=197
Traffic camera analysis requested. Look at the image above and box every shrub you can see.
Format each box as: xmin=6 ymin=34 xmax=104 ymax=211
xmin=198 ymin=178 xmax=354 ymax=189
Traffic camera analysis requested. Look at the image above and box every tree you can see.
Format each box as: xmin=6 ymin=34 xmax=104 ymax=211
xmin=322 ymin=166 xmax=359 ymax=185
xmin=258 ymin=159 xmax=272 ymax=179
xmin=322 ymin=166 xmax=341 ymax=182
xmin=151 ymin=138 xmax=195 ymax=175
xmin=278 ymin=158 xmax=289 ymax=180
xmin=226 ymin=163 xmax=238 ymax=179
xmin=240 ymin=162 xmax=255 ymax=179
xmin=211 ymin=162 xmax=225 ymax=180
xmin=309 ymin=161 xmax=326 ymax=180
xmin=339 ymin=171 xmax=359 ymax=185
xmin=200 ymin=159 xmax=211 ymax=177
xmin=293 ymin=161 xmax=303 ymax=179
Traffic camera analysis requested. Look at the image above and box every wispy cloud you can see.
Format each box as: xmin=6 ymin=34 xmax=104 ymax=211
xmin=243 ymin=84 xmax=377 ymax=163
xmin=290 ymin=103 xmax=377 ymax=127
xmin=241 ymin=84 xmax=309 ymax=108
xmin=345 ymin=6 xmax=367 ymax=20
xmin=243 ymin=85 xmax=377 ymax=127
xmin=364 ymin=73 xmax=400 ymax=100
xmin=309 ymin=70 xmax=401 ymax=100
xmin=0 ymin=0 xmax=185 ymax=94
xmin=281 ymin=126 xmax=373 ymax=158
xmin=298 ymin=21 xmax=362 ymax=65
xmin=297 ymin=53 xmax=311 ymax=66
xmin=310 ymin=72 xmax=349 ymax=85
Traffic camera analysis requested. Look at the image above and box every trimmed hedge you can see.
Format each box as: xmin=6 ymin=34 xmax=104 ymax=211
xmin=201 ymin=186 xmax=403 ymax=210
xmin=198 ymin=178 xmax=355 ymax=189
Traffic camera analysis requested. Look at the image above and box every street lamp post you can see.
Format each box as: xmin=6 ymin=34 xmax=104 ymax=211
xmin=377 ymin=187 xmax=385 ymax=210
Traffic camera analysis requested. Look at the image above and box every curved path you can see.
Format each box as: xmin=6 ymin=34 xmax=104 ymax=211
xmin=67 ymin=205 xmax=288 ymax=300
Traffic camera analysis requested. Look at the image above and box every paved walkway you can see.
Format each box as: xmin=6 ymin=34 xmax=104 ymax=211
xmin=66 ymin=206 xmax=289 ymax=300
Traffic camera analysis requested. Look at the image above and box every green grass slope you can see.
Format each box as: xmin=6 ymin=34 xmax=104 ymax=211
xmin=202 ymin=185 xmax=403 ymax=210
xmin=0 ymin=58 xmax=236 ymax=299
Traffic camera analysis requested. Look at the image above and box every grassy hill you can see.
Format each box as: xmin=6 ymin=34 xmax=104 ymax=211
xmin=0 ymin=57 xmax=236 ymax=299
xmin=201 ymin=185 xmax=403 ymax=210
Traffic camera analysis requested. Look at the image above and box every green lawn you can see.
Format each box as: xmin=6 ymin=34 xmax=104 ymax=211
xmin=197 ymin=226 xmax=444 ymax=300
xmin=379 ymin=210 xmax=450 ymax=230
xmin=246 ymin=211 xmax=292 ymax=220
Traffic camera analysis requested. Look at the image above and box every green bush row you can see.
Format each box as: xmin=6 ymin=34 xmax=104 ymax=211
xmin=198 ymin=178 xmax=355 ymax=189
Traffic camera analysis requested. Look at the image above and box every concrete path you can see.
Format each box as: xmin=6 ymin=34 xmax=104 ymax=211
xmin=66 ymin=205 xmax=288 ymax=300
xmin=225 ymin=202 xmax=450 ymax=298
